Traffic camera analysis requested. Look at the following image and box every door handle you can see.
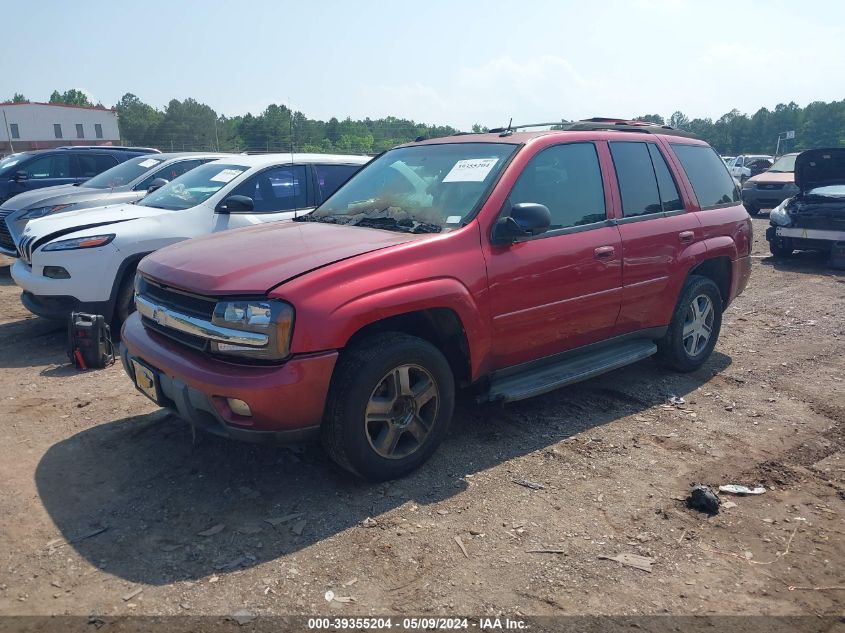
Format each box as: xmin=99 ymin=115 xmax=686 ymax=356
xmin=594 ymin=245 xmax=615 ymax=259
xmin=678 ymin=231 xmax=695 ymax=244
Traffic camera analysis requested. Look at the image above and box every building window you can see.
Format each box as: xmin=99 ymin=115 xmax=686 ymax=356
xmin=95 ymin=123 xmax=103 ymax=139
xmin=76 ymin=124 xmax=84 ymax=139
xmin=53 ymin=124 xmax=63 ymax=139
xmin=9 ymin=123 xmax=19 ymax=139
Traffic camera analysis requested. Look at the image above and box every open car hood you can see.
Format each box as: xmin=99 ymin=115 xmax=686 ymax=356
xmin=795 ymin=148 xmax=845 ymax=193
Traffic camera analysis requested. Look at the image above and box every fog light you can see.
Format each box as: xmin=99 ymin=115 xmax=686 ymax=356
xmin=227 ymin=398 xmax=252 ymax=417
xmin=43 ymin=266 xmax=70 ymax=279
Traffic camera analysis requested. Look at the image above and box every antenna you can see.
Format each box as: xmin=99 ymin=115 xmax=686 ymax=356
xmin=289 ymin=97 xmax=298 ymax=220
xmin=499 ymin=117 xmax=514 ymax=137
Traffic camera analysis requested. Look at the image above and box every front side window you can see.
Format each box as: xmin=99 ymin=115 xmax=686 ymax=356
xmin=76 ymin=124 xmax=84 ymax=139
xmin=138 ymin=162 xmax=249 ymax=211
xmin=315 ymin=164 xmax=362 ymax=202
xmin=84 ymin=155 xmax=164 ymax=188
xmin=9 ymin=123 xmax=19 ymax=139
xmin=24 ymin=154 xmax=71 ymax=179
xmin=506 ymin=142 xmax=606 ymax=229
xmin=53 ymin=124 xmax=62 ymax=139
xmin=672 ymin=144 xmax=740 ymax=209
xmin=609 ymin=142 xmax=662 ymax=218
xmin=308 ymin=142 xmax=517 ymax=233
xmin=135 ymin=159 xmax=205 ymax=191
xmin=229 ymin=165 xmax=308 ymax=212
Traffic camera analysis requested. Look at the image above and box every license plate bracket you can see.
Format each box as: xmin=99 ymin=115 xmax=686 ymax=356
xmin=131 ymin=359 xmax=161 ymax=404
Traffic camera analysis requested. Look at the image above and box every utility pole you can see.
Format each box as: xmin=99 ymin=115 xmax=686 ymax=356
xmin=2 ymin=108 xmax=14 ymax=153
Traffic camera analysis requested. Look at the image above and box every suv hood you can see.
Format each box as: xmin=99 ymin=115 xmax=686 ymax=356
xmin=795 ymin=148 xmax=845 ymax=193
xmin=0 ymin=184 xmax=123 ymax=211
xmin=22 ymin=203 xmax=169 ymax=240
xmin=140 ymin=221 xmax=421 ymax=295
xmin=748 ymin=170 xmax=793 ymax=184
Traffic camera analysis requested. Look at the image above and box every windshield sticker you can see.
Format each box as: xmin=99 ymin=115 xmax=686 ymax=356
xmin=446 ymin=215 xmax=462 ymax=224
xmin=442 ymin=158 xmax=499 ymax=183
xmin=138 ymin=158 xmax=160 ymax=168
xmin=210 ymin=168 xmax=243 ymax=183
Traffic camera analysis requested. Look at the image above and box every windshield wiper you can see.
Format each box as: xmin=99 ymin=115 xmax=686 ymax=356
xmin=295 ymin=209 xmax=442 ymax=234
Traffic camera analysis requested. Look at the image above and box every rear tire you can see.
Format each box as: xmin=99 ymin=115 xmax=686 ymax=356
xmin=657 ymin=275 xmax=723 ymax=373
xmin=321 ymin=332 xmax=455 ymax=481
xmin=745 ymin=204 xmax=759 ymax=216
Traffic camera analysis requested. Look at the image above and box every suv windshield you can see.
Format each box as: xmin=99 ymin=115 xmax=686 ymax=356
xmin=137 ymin=163 xmax=248 ymax=211
xmin=303 ymin=143 xmax=517 ymax=233
xmin=84 ymin=155 xmax=165 ymax=188
xmin=769 ymin=154 xmax=797 ymax=173
xmin=0 ymin=153 xmax=30 ymax=175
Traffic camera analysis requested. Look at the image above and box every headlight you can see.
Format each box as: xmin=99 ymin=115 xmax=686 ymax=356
xmin=210 ymin=299 xmax=294 ymax=361
xmin=769 ymin=201 xmax=791 ymax=226
xmin=41 ymin=234 xmax=116 ymax=252
xmin=19 ymin=204 xmax=72 ymax=220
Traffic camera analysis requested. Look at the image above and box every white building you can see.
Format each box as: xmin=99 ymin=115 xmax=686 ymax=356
xmin=0 ymin=102 xmax=120 ymax=153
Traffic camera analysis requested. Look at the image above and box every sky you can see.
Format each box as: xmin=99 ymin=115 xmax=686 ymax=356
xmin=2 ymin=0 xmax=844 ymax=131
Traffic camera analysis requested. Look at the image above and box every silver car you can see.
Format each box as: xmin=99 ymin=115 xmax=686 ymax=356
xmin=0 ymin=152 xmax=233 ymax=255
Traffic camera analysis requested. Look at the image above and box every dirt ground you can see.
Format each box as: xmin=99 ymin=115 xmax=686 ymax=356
xmin=0 ymin=215 xmax=843 ymax=622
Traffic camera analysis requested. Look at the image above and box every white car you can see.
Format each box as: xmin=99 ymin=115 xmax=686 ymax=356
xmin=11 ymin=153 xmax=369 ymax=325
xmin=727 ymin=154 xmax=773 ymax=182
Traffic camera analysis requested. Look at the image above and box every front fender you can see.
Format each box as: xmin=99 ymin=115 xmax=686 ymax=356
xmin=290 ymin=277 xmax=491 ymax=380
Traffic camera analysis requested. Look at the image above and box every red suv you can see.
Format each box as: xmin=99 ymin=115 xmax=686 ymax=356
xmin=121 ymin=119 xmax=752 ymax=480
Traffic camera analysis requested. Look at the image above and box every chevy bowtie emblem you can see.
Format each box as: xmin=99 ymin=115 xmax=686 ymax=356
xmin=151 ymin=308 xmax=163 ymax=324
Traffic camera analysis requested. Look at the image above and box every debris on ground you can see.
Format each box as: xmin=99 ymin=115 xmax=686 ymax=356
xmin=597 ymin=553 xmax=655 ymax=573
xmin=264 ymin=513 xmax=304 ymax=526
xmin=121 ymin=587 xmax=143 ymax=602
xmin=719 ymin=484 xmax=766 ymax=495
xmin=196 ymin=524 xmax=225 ymax=537
xmin=453 ymin=535 xmax=469 ymax=558
xmin=686 ymin=485 xmax=720 ymax=515
xmin=360 ymin=517 xmax=378 ymax=528
xmin=512 ymin=479 xmax=545 ymax=490
xmin=668 ymin=395 xmax=686 ymax=406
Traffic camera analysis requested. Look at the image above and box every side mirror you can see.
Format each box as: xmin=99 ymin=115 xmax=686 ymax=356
xmin=146 ymin=178 xmax=168 ymax=193
xmin=13 ymin=170 xmax=28 ymax=181
xmin=493 ymin=203 xmax=552 ymax=244
xmin=217 ymin=195 xmax=254 ymax=214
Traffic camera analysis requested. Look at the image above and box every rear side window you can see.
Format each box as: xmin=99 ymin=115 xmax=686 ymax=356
xmin=671 ymin=144 xmax=740 ymax=208
xmin=507 ymin=142 xmax=606 ymax=230
xmin=609 ymin=142 xmax=662 ymax=217
xmin=648 ymin=145 xmax=683 ymax=211
xmin=75 ymin=153 xmax=118 ymax=177
xmin=315 ymin=164 xmax=361 ymax=202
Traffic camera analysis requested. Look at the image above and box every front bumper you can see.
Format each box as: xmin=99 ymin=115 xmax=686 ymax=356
xmin=120 ymin=313 xmax=337 ymax=442
xmin=741 ymin=188 xmax=795 ymax=210
xmin=11 ymin=254 xmax=114 ymax=320
xmin=766 ymin=224 xmax=845 ymax=252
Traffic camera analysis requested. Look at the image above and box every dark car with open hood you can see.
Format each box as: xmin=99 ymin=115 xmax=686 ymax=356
xmin=766 ymin=148 xmax=845 ymax=267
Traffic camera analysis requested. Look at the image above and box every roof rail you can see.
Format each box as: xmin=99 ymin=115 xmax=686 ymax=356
xmin=55 ymin=145 xmax=161 ymax=153
xmin=487 ymin=118 xmax=698 ymax=139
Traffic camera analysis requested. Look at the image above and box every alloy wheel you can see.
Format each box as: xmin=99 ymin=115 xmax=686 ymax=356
xmin=682 ymin=294 xmax=714 ymax=357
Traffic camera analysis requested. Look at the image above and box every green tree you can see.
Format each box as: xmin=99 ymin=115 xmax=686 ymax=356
xmin=115 ymin=93 xmax=163 ymax=146
xmin=636 ymin=114 xmax=665 ymax=125
xmin=668 ymin=111 xmax=690 ymax=130
xmin=49 ymin=88 xmax=93 ymax=107
xmin=6 ymin=93 xmax=28 ymax=103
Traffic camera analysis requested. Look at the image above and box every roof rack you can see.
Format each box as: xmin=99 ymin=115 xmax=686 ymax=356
xmin=55 ymin=145 xmax=161 ymax=153
xmin=487 ymin=118 xmax=698 ymax=139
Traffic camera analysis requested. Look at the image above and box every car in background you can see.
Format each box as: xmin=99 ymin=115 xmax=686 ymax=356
xmin=722 ymin=155 xmax=735 ymax=165
xmin=0 ymin=146 xmax=160 ymax=207
xmin=766 ymin=148 xmax=845 ymax=263
xmin=11 ymin=153 xmax=369 ymax=327
xmin=728 ymin=154 xmax=773 ymax=182
xmin=0 ymin=152 xmax=232 ymax=255
xmin=119 ymin=120 xmax=752 ymax=480
xmin=740 ymin=152 xmax=799 ymax=216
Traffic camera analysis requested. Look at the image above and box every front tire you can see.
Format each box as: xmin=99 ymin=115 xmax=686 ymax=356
xmin=657 ymin=275 xmax=723 ymax=373
xmin=322 ymin=332 xmax=455 ymax=480
xmin=112 ymin=266 xmax=137 ymax=334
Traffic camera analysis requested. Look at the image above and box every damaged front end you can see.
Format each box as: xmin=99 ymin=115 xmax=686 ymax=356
xmin=766 ymin=149 xmax=845 ymax=266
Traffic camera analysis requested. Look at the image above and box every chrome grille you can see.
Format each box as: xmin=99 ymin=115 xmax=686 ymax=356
xmin=17 ymin=235 xmax=35 ymax=265
xmin=137 ymin=276 xmax=216 ymax=320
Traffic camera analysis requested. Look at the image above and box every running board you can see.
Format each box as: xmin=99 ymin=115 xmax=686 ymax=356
xmin=486 ymin=340 xmax=658 ymax=403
